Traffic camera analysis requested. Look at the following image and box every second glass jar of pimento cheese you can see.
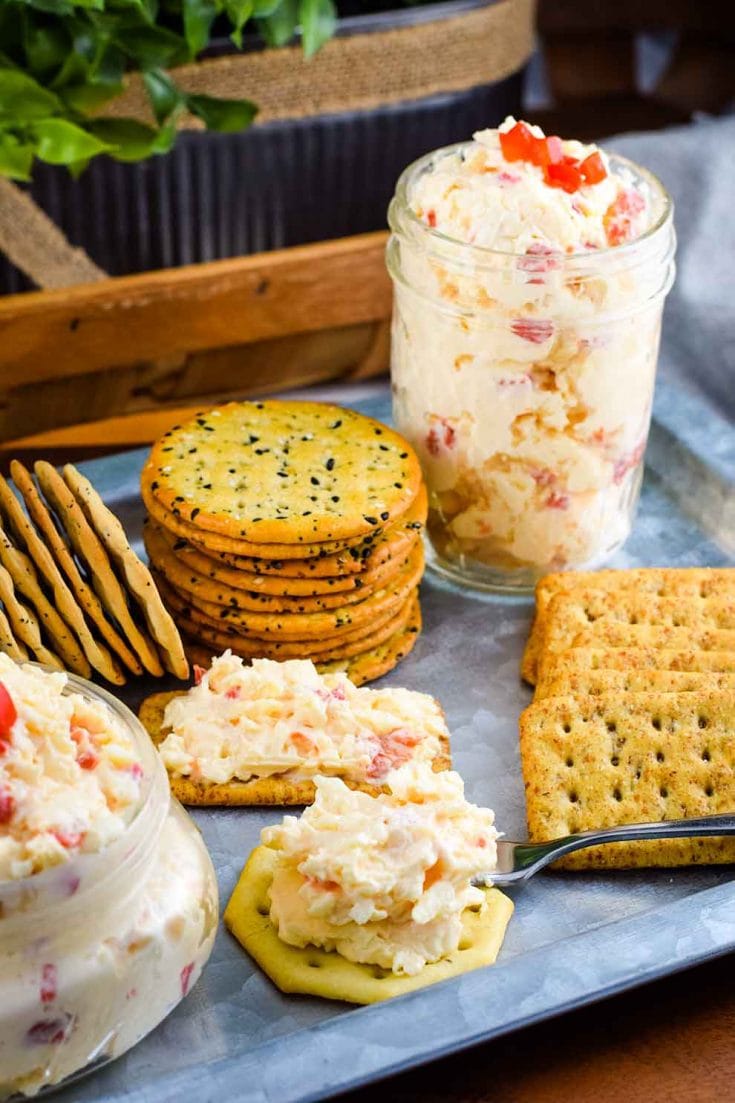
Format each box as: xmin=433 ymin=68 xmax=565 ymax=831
xmin=387 ymin=119 xmax=676 ymax=592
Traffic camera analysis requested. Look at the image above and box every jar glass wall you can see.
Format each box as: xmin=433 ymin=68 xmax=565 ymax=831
xmin=387 ymin=149 xmax=676 ymax=592
xmin=0 ymin=675 xmax=218 ymax=1100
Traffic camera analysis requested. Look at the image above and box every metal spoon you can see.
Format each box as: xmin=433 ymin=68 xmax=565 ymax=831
xmin=482 ymin=813 xmax=735 ymax=886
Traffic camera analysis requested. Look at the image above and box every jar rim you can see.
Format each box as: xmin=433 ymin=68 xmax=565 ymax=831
xmin=0 ymin=668 xmax=170 ymax=921
xmin=390 ymin=143 xmax=674 ymax=261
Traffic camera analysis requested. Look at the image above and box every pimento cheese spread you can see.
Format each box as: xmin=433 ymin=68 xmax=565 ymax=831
xmin=389 ymin=118 xmax=674 ymax=585
xmin=0 ymin=656 xmax=143 ymax=882
xmin=159 ymin=652 xmax=447 ymax=785
xmin=263 ymin=763 xmax=498 ymax=976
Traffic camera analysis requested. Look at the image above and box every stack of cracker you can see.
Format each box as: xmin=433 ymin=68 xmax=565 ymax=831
xmin=0 ymin=461 xmax=188 ymax=685
xmin=518 ymin=567 xmax=735 ymax=869
xmin=141 ymin=400 xmax=427 ymax=686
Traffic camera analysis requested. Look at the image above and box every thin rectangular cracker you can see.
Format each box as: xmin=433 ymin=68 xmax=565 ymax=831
xmin=520 ymin=690 xmax=735 ymax=869
xmin=140 ymin=689 xmax=451 ymax=806
xmin=521 ymin=567 xmax=735 ymax=684
xmin=536 ymin=647 xmax=735 ymax=697
xmin=537 ymin=669 xmax=735 ymax=700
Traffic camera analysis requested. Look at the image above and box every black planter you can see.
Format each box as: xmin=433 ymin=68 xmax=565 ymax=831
xmin=1 ymin=1 xmax=525 ymax=293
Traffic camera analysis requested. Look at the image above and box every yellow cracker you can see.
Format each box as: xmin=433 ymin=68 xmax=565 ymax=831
xmin=144 ymin=520 xmax=407 ymax=613
xmin=34 ymin=461 xmax=163 ymax=677
xmin=537 ymin=669 xmax=735 ymax=700
xmin=0 ymin=473 xmax=124 ymax=685
xmin=11 ymin=461 xmax=138 ymax=678
xmin=155 ymin=521 xmax=419 ymax=597
xmin=520 ymin=690 xmax=735 ymax=869
xmin=176 ymin=482 xmax=427 ymax=578
xmin=142 ymin=479 xmax=382 ymax=560
xmin=0 ymin=563 xmax=63 ymax=669
xmin=0 ymin=522 xmax=90 ymax=676
xmin=0 ymin=606 xmax=27 ymax=661
xmin=143 ymin=400 xmax=422 ymax=545
xmin=63 ymin=465 xmax=188 ymax=680
xmin=224 ymin=845 xmax=512 ymax=1004
xmin=140 ymin=650 xmax=447 ymax=807
xmin=177 ymin=591 xmax=417 ymax=664
xmin=171 ymin=545 xmax=423 ymax=639
xmin=318 ymin=593 xmax=422 ymax=685
xmin=154 ymin=571 xmax=404 ymax=648
xmin=522 ymin=567 xmax=735 ymax=684
xmin=537 ymin=647 xmax=735 ymax=697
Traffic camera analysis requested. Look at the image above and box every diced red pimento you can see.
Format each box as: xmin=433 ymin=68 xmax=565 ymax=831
xmin=225 ymin=686 xmax=241 ymax=700
xmin=499 ymin=122 xmax=608 ymax=195
xmin=306 ymin=876 xmax=340 ymax=892
xmin=193 ymin=665 xmax=207 ymax=686
xmin=531 ymin=468 xmax=557 ymax=488
xmin=52 ymin=829 xmax=85 ymax=850
xmin=180 ymin=963 xmax=195 ymax=997
xmin=40 ymin=964 xmax=58 ymax=1006
xmin=604 ymin=190 xmax=646 ymax=245
xmin=0 ymin=682 xmax=17 ymax=741
xmin=26 ymin=1015 xmax=73 ymax=1046
xmin=580 ymin=151 xmax=606 ymax=184
xmin=425 ymin=417 xmax=457 ymax=457
xmin=613 ymin=440 xmax=647 ymax=484
xmin=367 ymin=727 xmax=420 ymax=779
xmin=426 ymin=209 xmax=437 ymax=228
xmin=0 ymin=787 xmax=14 ymax=824
xmin=545 ymin=492 xmax=570 ymax=510
xmin=511 ymin=319 xmax=554 ymax=344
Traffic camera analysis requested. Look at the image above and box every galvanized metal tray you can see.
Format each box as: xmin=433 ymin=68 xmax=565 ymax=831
xmin=53 ymin=380 xmax=735 ymax=1103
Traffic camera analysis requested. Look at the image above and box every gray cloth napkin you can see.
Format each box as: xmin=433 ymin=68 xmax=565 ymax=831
xmin=609 ymin=116 xmax=735 ymax=423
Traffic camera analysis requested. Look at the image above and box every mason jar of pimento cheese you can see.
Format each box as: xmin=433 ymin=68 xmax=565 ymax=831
xmin=387 ymin=118 xmax=676 ymax=592
xmin=0 ymin=665 xmax=218 ymax=1099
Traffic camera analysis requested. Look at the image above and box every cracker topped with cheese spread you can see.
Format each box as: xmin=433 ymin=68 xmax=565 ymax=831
xmin=139 ymin=651 xmax=451 ymax=805
xmin=224 ymin=763 xmax=513 ymax=1002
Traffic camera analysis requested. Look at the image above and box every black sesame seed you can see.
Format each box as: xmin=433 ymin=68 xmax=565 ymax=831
xmin=311 ymin=476 xmax=320 ymax=486
xmin=325 ymin=458 xmax=335 ymax=471
xmin=380 ymin=512 xmax=389 ymax=521
xmin=332 ymin=495 xmax=340 ymax=503
xmin=202 ymin=483 xmax=212 ymax=490
xmin=363 ymin=516 xmax=378 ymax=525
xmin=190 ymin=508 xmax=200 ymax=520
xmin=400 ymin=452 xmax=408 ymax=458
xmin=151 ymin=481 xmax=159 ymax=491
xmin=330 ymin=420 xmax=342 ymax=429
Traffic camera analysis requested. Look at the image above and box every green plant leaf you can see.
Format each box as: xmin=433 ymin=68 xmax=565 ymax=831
xmin=0 ymin=69 xmax=62 ymax=120
xmin=32 ymin=118 xmax=112 ymax=164
xmin=298 ymin=0 xmax=335 ymax=57
xmin=253 ymin=0 xmax=283 ymax=15
xmin=257 ymin=0 xmax=298 ymax=47
xmin=16 ymin=0 xmax=75 ymax=12
xmin=186 ymin=93 xmax=257 ymax=132
xmin=224 ymin=0 xmax=253 ymax=47
xmin=87 ymin=116 xmax=175 ymax=160
xmin=183 ymin=0 xmax=218 ymax=56
xmin=143 ymin=68 xmax=183 ymax=123
xmin=117 ymin=25 xmax=189 ymax=69
xmin=22 ymin=21 xmax=70 ymax=75
xmin=0 ymin=132 xmax=33 ymax=181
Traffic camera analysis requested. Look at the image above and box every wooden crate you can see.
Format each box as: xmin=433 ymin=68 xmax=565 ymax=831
xmin=0 ymin=232 xmax=392 ymax=445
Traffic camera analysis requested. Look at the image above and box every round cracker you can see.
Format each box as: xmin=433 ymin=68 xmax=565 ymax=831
xmin=62 ymin=464 xmax=188 ymax=680
xmin=0 ymin=472 xmax=125 ymax=685
xmin=11 ymin=461 xmax=138 ymax=679
xmin=0 ymin=521 xmax=91 ymax=676
xmin=178 ymin=590 xmax=417 ymax=663
xmin=34 ymin=461 xmax=164 ymax=678
xmin=152 ymin=518 xmax=421 ymax=597
xmin=142 ymin=400 xmax=421 ymax=545
xmin=154 ymin=571 xmax=407 ymax=648
xmin=145 ymin=520 xmax=411 ymax=614
xmin=0 ymin=562 xmax=63 ymax=669
xmin=185 ymin=591 xmax=422 ymax=687
xmin=163 ymin=546 xmax=423 ymax=639
xmin=142 ymin=480 xmax=382 ymax=561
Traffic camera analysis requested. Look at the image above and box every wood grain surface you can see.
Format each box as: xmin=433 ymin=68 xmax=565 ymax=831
xmin=0 ymin=233 xmax=392 ymax=442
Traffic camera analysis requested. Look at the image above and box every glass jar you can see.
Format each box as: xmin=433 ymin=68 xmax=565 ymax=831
xmin=0 ymin=676 xmax=218 ymax=1100
xmin=387 ymin=148 xmax=676 ymax=592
